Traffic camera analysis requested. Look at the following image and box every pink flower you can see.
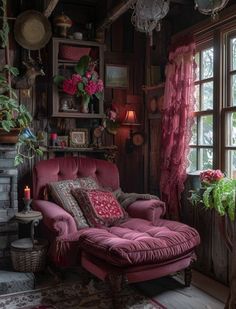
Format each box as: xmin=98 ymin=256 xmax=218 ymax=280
xmin=72 ymin=74 xmax=82 ymax=85
xmin=85 ymin=71 xmax=92 ymax=79
xmin=108 ymin=110 xmax=117 ymax=122
xmin=200 ymin=169 xmax=224 ymax=183
xmin=85 ymin=80 xmax=97 ymax=96
xmin=96 ymin=79 xmax=104 ymax=92
xmin=62 ymin=79 xmax=77 ymax=95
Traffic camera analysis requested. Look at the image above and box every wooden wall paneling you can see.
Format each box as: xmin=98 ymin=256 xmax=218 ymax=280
xmin=148 ymin=118 xmax=161 ymax=195
xmin=181 ymin=184 xmax=195 ymax=228
xmin=111 ymin=17 xmax=123 ymax=52
xmin=193 ymin=206 xmax=213 ymax=277
xmin=211 ymin=213 xmax=229 ymax=284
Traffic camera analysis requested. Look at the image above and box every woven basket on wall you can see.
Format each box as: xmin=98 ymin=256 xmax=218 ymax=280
xmin=59 ymin=44 xmax=91 ymax=61
xmin=11 ymin=239 xmax=48 ymax=272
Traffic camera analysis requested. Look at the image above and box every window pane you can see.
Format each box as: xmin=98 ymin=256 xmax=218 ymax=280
xmin=195 ymin=52 xmax=200 ymax=81
xmin=201 ymin=48 xmax=214 ymax=79
xmin=194 ymin=84 xmax=200 ymax=111
xmin=200 ymin=148 xmax=213 ymax=170
xmin=231 ymin=37 xmax=236 ymax=71
xmin=187 ymin=148 xmax=197 ymax=172
xmin=199 ymin=115 xmax=213 ymax=145
xmin=230 ymin=74 xmax=236 ymax=106
xmin=226 ymin=112 xmax=236 ymax=146
xmin=226 ymin=150 xmax=236 ymax=178
xmin=190 ymin=118 xmax=197 ymax=145
xmin=201 ymin=81 xmax=213 ymax=110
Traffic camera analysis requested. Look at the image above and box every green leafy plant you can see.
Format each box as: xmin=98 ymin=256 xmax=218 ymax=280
xmin=0 ymin=66 xmax=43 ymax=165
xmin=0 ymin=1 xmax=43 ymax=166
xmin=189 ymin=169 xmax=236 ymax=221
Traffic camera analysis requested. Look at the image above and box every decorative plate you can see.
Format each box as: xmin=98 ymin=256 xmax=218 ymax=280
xmin=132 ymin=132 xmax=145 ymax=146
xmin=147 ymin=96 xmax=158 ymax=113
xmin=14 ymin=10 xmax=52 ymax=50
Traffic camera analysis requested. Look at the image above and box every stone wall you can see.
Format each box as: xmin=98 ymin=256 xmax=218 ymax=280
xmin=0 ymin=146 xmax=18 ymax=267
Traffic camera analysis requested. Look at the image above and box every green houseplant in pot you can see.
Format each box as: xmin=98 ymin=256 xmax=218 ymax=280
xmin=189 ymin=169 xmax=236 ymax=221
xmin=0 ymin=0 xmax=42 ymax=165
xmin=189 ymin=169 xmax=236 ymax=308
xmin=0 ymin=65 xmax=43 ymax=165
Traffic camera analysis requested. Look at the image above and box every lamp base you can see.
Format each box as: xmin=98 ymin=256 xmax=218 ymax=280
xmin=125 ymin=138 xmax=134 ymax=153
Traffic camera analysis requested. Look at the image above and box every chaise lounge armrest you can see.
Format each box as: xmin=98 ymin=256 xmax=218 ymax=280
xmin=33 ymin=200 xmax=77 ymax=237
xmin=126 ymin=199 xmax=166 ymax=225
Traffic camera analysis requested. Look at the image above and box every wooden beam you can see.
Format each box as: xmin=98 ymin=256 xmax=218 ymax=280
xmin=171 ymin=0 xmax=192 ymax=4
xmin=97 ymin=0 xmax=191 ymax=31
xmin=97 ymin=0 xmax=135 ymax=30
xmin=43 ymin=0 xmax=59 ymax=18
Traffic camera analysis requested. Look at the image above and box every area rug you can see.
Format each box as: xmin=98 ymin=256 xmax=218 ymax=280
xmin=0 ymin=279 xmax=165 ymax=309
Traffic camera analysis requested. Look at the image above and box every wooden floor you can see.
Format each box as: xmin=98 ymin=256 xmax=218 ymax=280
xmin=135 ymin=271 xmax=227 ymax=309
xmin=36 ymin=268 xmax=227 ymax=309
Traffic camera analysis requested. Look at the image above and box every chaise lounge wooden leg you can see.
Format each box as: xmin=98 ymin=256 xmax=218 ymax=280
xmin=184 ymin=265 xmax=192 ymax=287
xmin=107 ymin=273 xmax=123 ymax=309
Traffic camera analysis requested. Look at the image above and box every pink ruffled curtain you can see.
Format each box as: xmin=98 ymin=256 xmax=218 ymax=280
xmin=160 ymin=38 xmax=196 ymax=220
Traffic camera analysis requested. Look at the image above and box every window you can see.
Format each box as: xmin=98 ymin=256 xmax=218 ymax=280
xmin=187 ymin=18 xmax=236 ymax=178
xmin=188 ymin=46 xmax=214 ymax=172
xmin=224 ymin=34 xmax=236 ymax=178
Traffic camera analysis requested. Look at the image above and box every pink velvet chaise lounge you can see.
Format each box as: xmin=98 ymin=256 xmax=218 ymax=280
xmin=33 ymin=157 xmax=200 ymax=298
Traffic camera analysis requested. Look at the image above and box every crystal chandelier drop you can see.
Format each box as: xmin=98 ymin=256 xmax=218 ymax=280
xmin=194 ymin=0 xmax=229 ymax=19
xmin=131 ymin=0 xmax=170 ymax=34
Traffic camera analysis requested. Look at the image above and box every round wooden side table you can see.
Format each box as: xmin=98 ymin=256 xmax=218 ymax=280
xmin=10 ymin=211 xmax=48 ymax=272
xmin=14 ymin=210 xmax=43 ymax=245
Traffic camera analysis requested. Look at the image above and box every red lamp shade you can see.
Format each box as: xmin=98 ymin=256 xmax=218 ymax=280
xmin=123 ymin=110 xmax=140 ymax=126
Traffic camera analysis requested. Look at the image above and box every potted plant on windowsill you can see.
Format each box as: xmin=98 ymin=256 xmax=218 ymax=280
xmin=189 ymin=169 xmax=236 ymax=308
xmin=189 ymin=169 xmax=236 ymax=221
xmin=0 ymin=65 xmax=43 ymax=165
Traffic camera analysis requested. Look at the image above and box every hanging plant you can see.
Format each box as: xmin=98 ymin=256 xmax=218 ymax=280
xmin=0 ymin=0 xmax=43 ymax=165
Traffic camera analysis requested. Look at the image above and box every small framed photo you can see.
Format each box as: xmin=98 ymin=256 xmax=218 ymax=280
xmin=105 ymin=64 xmax=129 ymax=89
xmin=57 ymin=136 xmax=68 ymax=148
xmin=70 ymin=129 xmax=89 ymax=148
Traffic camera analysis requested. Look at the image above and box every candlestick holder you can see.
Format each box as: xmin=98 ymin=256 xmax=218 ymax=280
xmin=23 ymin=198 xmax=32 ymax=213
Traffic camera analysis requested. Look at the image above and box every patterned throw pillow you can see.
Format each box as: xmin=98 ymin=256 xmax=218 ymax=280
xmin=48 ymin=177 xmax=100 ymax=228
xmin=71 ymin=188 xmax=128 ymax=227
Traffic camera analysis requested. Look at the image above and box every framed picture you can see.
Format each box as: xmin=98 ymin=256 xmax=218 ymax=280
xmin=57 ymin=136 xmax=68 ymax=148
xmin=105 ymin=64 xmax=129 ymax=88
xmin=70 ymin=129 xmax=89 ymax=148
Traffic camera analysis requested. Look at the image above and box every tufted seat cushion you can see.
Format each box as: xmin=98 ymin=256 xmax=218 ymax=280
xmin=79 ymin=218 xmax=200 ymax=267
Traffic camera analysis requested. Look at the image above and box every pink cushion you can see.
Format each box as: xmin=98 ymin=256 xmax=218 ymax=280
xmin=72 ymin=188 xmax=127 ymax=227
xmin=79 ymin=218 xmax=200 ymax=267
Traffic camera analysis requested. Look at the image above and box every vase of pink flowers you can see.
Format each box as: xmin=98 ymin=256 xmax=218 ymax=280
xmin=54 ymin=55 xmax=104 ymax=113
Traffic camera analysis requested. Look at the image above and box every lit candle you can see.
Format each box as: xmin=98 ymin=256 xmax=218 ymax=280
xmin=24 ymin=186 xmax=31 ymax=200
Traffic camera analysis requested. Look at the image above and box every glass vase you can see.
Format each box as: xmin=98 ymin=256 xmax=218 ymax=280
xmin=81 ymin=96 xmax=90 ymax=113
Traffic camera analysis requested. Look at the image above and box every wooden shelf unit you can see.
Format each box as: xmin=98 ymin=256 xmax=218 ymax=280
xmin=52 ymin=37 xmax=105 ymax=118
xmin=40 ymin=145 xmax=118 ymax=161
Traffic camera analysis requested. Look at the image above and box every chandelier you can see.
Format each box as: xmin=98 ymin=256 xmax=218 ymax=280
xmin=131 ymin=0 xmax=170 ymax=35
xmin=194 ymin=0 xmax=229 ymax=19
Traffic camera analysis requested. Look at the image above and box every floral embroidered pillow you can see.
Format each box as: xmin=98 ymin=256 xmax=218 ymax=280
xmin=48 ymin=177 xmax=100 ymax=228
xmin=71 ymin=188 xmax=128 ymax=227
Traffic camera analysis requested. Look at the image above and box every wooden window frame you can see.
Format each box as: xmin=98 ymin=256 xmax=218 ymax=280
xmin=189 ymin=42 xmax=214 ymax=171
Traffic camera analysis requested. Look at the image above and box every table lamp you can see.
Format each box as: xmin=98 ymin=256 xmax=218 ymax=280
xmin=123 ymin=109 xmax=140 ymax=153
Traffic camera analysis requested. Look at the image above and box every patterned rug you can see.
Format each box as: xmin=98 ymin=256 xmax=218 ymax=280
xmin=0 ymin=279 xmax=165 ymax=309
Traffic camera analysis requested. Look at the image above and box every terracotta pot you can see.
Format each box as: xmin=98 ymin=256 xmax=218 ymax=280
xmin=0 ymin=128 xmax=21 ymax=144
